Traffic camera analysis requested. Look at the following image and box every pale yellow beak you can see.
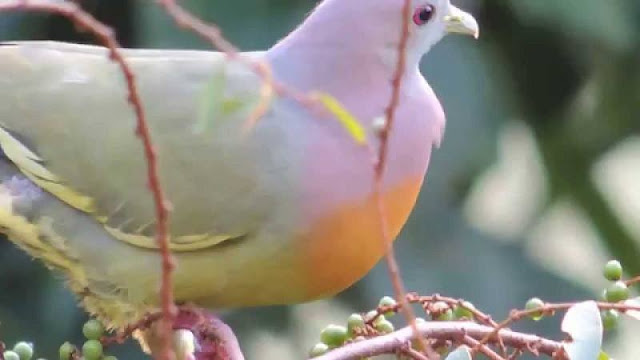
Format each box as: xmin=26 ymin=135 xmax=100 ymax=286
xmin=444 ymin=5 xmax=480 ymax=39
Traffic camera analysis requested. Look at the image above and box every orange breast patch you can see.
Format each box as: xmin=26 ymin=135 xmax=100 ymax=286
xmin=297 ymin=176 xmax=423 ymax=300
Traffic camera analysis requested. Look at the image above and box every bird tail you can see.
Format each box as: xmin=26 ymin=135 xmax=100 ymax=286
xmin=0 ymin=156 xmax=91 ymax=293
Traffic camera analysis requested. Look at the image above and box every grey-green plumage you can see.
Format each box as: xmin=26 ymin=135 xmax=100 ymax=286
xmin=0 ymin=41 xmax=300 ymax=239
xmin=0 ymin=42 xmax=311 ymax=325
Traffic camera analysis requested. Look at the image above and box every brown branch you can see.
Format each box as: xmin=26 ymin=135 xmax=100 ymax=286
xmin=0 ymin=2 xmax=176 ymax=360
xmin=314 ymin=322 xmax=563 ymax=360
xmin=371 ymin=0 xmax=435 ymax=358
xmin=624 ymin=275 xmax=640 ymax=287
xmin=154 ymin=0 xmax=322 ymax=131
xmin=400 ymin=346 xmax=431 ymax=360
xmin=415 ymin=294 xmax=500 ymax=327
xmin=473 ymin=301 xmax=640 ymax=354
xmin=463 ymin=336 xmax=505 ymax=360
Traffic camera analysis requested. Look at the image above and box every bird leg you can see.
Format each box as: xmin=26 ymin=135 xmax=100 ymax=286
xmin=140 ymin=307 xmax=245 ymax=360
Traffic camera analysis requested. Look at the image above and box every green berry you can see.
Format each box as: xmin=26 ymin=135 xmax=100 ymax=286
xmin=13 ymin=342 xmax=33 ymax=360
xmin=82 ymin=319 xmax=105 ymax=340
xmin=347 ymin=313 xmax=365 ymax=335
xmin=605 ymin=281 xmax=629 ymax=302
xmin=81 ymin=340 xmax=103 ymax=360
xmin=309 ymin=343 xmax=329 ymax=358
xmin=378 ymin=296 xmax=396 ymax=307
xmin=364 ymin=310 xmax=386 ymax=325
xmin=525 ymin=297 xmax=545 ymax=321
xmin=374 ymin=319 xmax=394 ymax=334
xmin=430 ymin=301 xmax=451 ymax=321
xmin=372 ymin=314 xmax=387 ymax=329
xmin=436 ymin=308 xmax=454 ymax=321
xmin=603 ymin=260 xmax=623 ymax=281
xmin=319 ymin=324 xmax=348 ymax=347
xmin=4 ymin=351 xmax=21 ymax=360
xmin=453 ymin=302 xmax=475 ymax=320
xmin=58 ymin=342 xmax=74 ymax=360
xmin=601 ymin=309 xmax=620 ymax=331
xmin=378 ymin=296 xmax=397 ymax=317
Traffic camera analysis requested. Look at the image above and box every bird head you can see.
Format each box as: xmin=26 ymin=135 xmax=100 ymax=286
xmin=409 ymin=0 xmax=479 ymax=53
xmin=280 ymin=0 xmax=479 ymax=69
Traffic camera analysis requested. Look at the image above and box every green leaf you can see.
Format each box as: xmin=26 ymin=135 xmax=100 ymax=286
xmin=561 ymin=301 xmax=602 ymax=360
xmin=313 ymin=92 xmax=367 ymax=145
xmin=444 ymin=346 xmax=472 ymax=360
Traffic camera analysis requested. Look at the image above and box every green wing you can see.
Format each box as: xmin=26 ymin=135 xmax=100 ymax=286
xmin=0 ymin=41 xmax=283 ymax=251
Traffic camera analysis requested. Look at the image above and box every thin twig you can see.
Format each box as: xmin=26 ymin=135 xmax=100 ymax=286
xmin=372 ymin=0 xmax=434 ymax=358
xmin=0 ymin=2 xmax=176 ymax=360
xmin=400 ymin=345 xmax=431 ymax=360
xmin=154 ymin=0 xmax=320 ymax=130
xmin=314 ymin=322 xmax=563 ymax=360
xmin=624 ymin=275 xmax=640 ymax=286
xmin=473 ymin=301 xmax=640 ymax=354
xmin=463 ymin=336 xmax=505 ymax=360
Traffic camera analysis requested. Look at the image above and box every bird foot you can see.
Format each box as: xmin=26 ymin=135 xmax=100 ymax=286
xmin=144 ymin=308 xmax=245 ymax=360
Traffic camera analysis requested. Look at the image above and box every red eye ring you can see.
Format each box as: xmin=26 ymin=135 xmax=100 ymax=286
xmin=413 ymin=4 xmax=435 ymax=26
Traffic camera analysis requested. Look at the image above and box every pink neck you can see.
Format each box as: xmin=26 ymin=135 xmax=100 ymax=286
xmin=266 ymin=1 xmax=422 ymax=120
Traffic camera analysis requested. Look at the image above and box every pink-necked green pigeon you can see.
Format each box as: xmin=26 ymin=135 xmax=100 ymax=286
xmin=0 ymin=0 xmax=478 ymax=339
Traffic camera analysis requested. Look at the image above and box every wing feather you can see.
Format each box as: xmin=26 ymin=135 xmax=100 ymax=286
xmin=0 ymin=42 xmax=283 ymax=251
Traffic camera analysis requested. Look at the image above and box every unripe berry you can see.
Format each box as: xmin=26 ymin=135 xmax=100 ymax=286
xmin=605 ymin=281 xmax=629 ymax=302
xmin=525 ymin=297 xmax=545 ymax=321
xmin=81 ymin=340 xmax=103 ymax=360
xmin=58 ymin=342 xmax=74 ymax=360
xmin=82 ymin=320 xmax=105 ymax=340
xmin=319 ymin=325 xmax=348 ymax=347
xmin=601 ymin=309 xmax=620 ymax=331
xmin=374 ymin=319 xmax=394 ymax=334
xmin=453 ymin=302 xmax=475 ymax=320
xmin=378 ymin=296 xmax=397 ymax=317
xmin=603 ymin=260 xmax=623 ymax=281
xmin=13 ymin=342 xmax=33 ymax=360
xmin=309 ymin=343 xmax=329 ymax=358
xmin=4 ymin=351 xmax=20 ymax=360
xmin=436 ymin=308 xmax=454 ymax=321
xmin=347 ymin=313 xmax=365 ymax=335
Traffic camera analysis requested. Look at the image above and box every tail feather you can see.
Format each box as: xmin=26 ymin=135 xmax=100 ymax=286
xmin=0 ymin=156 xmax=149 ymax=328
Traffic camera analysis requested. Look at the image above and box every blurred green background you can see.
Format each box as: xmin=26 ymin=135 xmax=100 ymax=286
xmin=0 ymin=0 xmax=638 ymax=359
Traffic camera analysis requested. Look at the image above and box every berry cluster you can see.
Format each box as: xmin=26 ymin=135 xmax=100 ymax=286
xmin=309 ymin=296 xmax=479 ymax=358
xmin=523 ymin=259 xmax=630 ymax=329
xmin=2 ymin=319 xmax=117 ymax=360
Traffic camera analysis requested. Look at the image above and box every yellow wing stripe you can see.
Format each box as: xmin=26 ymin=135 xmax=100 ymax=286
xmin=0 ymin=125 xmax=236 ymax=252
xmin=0 ymin=206 xmax=87 ymax=286
xmin=0 ymin=126 xmax=96 ymax=213
xmin=104 ymin=225 xmax=235 ymax=251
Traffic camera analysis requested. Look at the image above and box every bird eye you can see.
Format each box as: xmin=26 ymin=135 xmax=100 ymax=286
xmin=413 ymin=4 xmax=435 ymax=26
